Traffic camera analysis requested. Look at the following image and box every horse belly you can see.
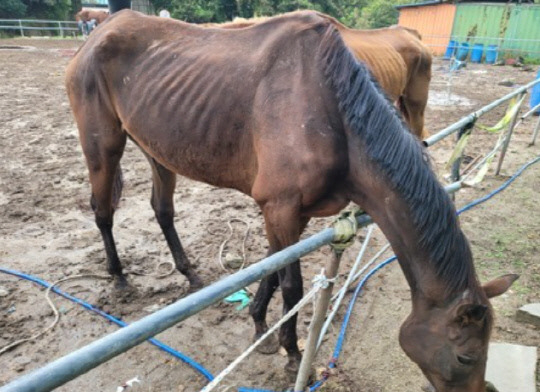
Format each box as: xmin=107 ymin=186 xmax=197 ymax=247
xmin=124 ymin=109 xmax=256 ymax=193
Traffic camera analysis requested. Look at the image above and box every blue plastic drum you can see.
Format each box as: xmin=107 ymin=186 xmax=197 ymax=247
xmin=485 ymin=45 xmax=499 ymax=64
xmin=444 ymin=40 xmax=457 ymax=60
xmin=471 ymin=44 xmax=484 ymax=63
xmin=530 ymin=69 xmax=540 ymax=115
xmin=456 ymin=42 xmax=470 ymax=61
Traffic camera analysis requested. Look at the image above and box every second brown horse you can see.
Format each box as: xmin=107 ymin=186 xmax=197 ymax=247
xmin=218 ymin=13 xmax=432 ymax=139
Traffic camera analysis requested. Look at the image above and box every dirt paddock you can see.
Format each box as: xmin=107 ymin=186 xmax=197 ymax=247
xmin=0 ymin=38 xmax=539 ymax=392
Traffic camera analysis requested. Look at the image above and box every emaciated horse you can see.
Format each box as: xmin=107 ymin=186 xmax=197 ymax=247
xmin=65 ymin=10 xmax=516 ymax=391
xmin=217 ymin=13 xmax=432 ymax=139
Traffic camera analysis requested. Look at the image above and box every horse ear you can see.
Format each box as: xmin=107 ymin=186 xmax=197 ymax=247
xmin=482 ymin=274 xmax=519 ymax=298
xmin=455 ymin=304 xmax=488 ymax=326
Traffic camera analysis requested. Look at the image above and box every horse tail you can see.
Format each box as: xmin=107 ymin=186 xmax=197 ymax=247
xmin=112 ymin=165 xmax=123 ymax=210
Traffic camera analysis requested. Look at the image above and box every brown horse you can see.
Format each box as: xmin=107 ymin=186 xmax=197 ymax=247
xmin=75 ymin=9 xmax=109 ymax=24
xmin=75 ymin=9 xmax=109 ymax=36
xmin=217 ymin=13 xmax=432 ymax=139
xmin=65 ymin=10 xmax=516 ymax=391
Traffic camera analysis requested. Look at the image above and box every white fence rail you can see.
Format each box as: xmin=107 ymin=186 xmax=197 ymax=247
xmin=0 ymin=19 xmax=80 ymax=37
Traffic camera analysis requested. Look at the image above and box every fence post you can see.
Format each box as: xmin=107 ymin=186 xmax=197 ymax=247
xmin=530 ymin=115 xmax=540 ymax=146
xmin=496 ymin=92 xmax=526 ymax=175
xmin=58 ymin=22 xmax=64 ymax=38
xmin=294 ymin=249 xmax=342 ymax=392
xmin=18 ymin=20 xmax=24 ymax=37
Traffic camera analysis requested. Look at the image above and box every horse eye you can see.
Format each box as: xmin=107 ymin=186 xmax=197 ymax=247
xmin=456 ymin=354 xmax=476 ymax=366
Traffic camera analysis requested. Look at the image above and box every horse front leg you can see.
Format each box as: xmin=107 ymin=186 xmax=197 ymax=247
xmin=249 ymin=270 xmax=280 ymax=354
xmin=277 ymin=260 xmax=304 ymax=375
xmin=259 ymin=200 xmax=308 ymax=376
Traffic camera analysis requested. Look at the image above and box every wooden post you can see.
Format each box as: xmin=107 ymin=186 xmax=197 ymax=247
xmin=58 ymin=22 xmax=64 ymax=38
xmin=496 ymin=93 xmax=526 ymax=175
xmin=529 ymin=115 xmax=540 ymax=146
xmin=19 ymin=20 xmax=24 ymax=37
xmin=294 ymin=250 xmax=342 ymax=392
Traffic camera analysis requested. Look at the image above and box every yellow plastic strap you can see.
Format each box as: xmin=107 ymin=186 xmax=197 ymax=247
xmin=331 ymin=209 xmax=361 ymax=253
xmin=446 ymin=131 xmax=472 ymax=169
xmin=477 ymin=95 xmax=525 ymax=133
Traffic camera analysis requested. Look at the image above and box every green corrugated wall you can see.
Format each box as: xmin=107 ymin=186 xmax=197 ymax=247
xmin=451 ymin=3 xmax=540 ymax=59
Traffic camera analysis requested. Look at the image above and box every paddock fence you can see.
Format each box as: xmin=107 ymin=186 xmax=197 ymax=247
xmin=1 ymin=73 xmax=540 ymax=392
xmin=0 ymin=19 xmax=81 ymax=38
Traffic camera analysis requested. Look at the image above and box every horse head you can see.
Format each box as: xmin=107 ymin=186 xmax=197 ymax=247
xmin=399 ymin=274 xmax=518 ymax=391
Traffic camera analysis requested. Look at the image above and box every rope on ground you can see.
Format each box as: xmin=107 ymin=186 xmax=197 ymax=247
xmin=0 ymin=267 xmax=214 ymax=381
xmin=0 ymin=273 xmax=111 ymax=355
xmin=126 ymin=260 xmax=176 ymax=279
xmin=217 ymin=218 xmax=251 ymax=272
xmin=200 ymin=271 xmax=336 ymax=392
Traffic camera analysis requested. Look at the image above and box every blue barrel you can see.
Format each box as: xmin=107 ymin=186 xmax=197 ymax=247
xmin=530 ymin=69 xmax=540 ymax=114
xmin=444 ymin=40 xmax=457 ymax=60
xmin=456 ymin=42 xmax=470 ymax=61
xmin=485 ymin=45 xmax=499 ymax=64
xmin=470 ymin=44 xmax=484 ymax=63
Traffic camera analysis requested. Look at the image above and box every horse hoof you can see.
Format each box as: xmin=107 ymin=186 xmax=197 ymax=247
xmin=284 ymin=356 xmax=302 ymax=379
xmin=113 ymin=275 xmax=129 ymax=290
xmin=187 ymin=275 xmax=204 ymax=293
xmin=254 ymin=332 xmax=280 ymax=355
xmin=421 ymin=381 xmax=436 ymax=392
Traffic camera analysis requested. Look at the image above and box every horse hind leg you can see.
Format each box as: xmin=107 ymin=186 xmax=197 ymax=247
xmin=402 ymin=72 xmax=431 ymax=140
xmin=145 ymin=155 xmax=202 ymax=291
xmin=78 ymin=114 xmax=127 ymax=287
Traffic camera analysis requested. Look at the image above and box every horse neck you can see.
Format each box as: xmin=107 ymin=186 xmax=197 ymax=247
xmin=345 ymin=143 xmax=477 ymax=303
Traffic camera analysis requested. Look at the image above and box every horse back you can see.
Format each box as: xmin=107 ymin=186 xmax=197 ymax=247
xmin=66 ymin=10 xmax=346 ymax=197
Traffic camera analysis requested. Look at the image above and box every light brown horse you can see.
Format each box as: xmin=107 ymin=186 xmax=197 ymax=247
xmin=217 ymin=13 xmax=432 ymax=139
xmin=65 ymin=10 xmax=516 ymax=391
xmin=75 ymin=9 xmax=109 ymax=26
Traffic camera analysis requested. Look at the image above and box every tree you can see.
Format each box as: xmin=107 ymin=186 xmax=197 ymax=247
xmin=0 ymin=0 xmax=27 ymax=18
xmin=357 ymin=0 xmax=398 ymax=29
xmin=22 ymin=0 xmax=71 ymax=19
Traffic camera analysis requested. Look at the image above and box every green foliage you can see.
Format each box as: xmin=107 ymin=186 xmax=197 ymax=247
xmin=22 ymin=0 xmax=72 ymax=19
xmin=6 ymin=0 xmax=412 ymax=27
xmin=0 ymin=0 xmax=27 ymax=18
xmin=357 ymin=0 xmax=398 ymax=29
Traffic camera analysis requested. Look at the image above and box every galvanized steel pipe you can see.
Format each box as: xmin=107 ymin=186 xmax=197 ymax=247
xmin=424 ymin=78 xmax=540 ymax=147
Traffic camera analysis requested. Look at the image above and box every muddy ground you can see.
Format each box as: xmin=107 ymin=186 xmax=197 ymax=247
xmin=0 ymin=38 xmax=538 ymax=392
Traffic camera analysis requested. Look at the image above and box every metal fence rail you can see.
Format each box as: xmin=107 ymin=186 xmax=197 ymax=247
xmin=0 ymin=19 xmax=80 ymax=37
xmin=424 ymin=77 xmax=540 ymax=147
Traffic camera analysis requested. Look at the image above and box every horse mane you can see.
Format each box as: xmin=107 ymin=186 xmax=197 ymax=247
xmin=318 ymin=24 xmax=475 ymax=294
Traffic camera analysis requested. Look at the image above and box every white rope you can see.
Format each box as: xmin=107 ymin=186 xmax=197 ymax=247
xmin=316 ymin=225 xmax=374 ymax=350
xmin=199 ymin=271 xmax=334 ymax=392
xmin=216 ymin=219 xmax=250 ymax=272
xmin=330 ymin=242 xmax=391 ymax=303
xmin=126 ymin=260 xmax=176 ymax=279
xmin=0 ymin=274 xmax=111 ymax=355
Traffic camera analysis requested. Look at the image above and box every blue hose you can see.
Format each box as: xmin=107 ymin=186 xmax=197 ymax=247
xmin=0 ymin=268 xmax=214 ymax=382
xmin=1 ymin=154 xmax=538 ymax=392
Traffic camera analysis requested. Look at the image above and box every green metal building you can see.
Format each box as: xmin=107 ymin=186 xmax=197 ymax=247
xmin=451 ymin=2 xmax=540 ymax=59
xmin=397 ymin=1 xmax=540 ymax=60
